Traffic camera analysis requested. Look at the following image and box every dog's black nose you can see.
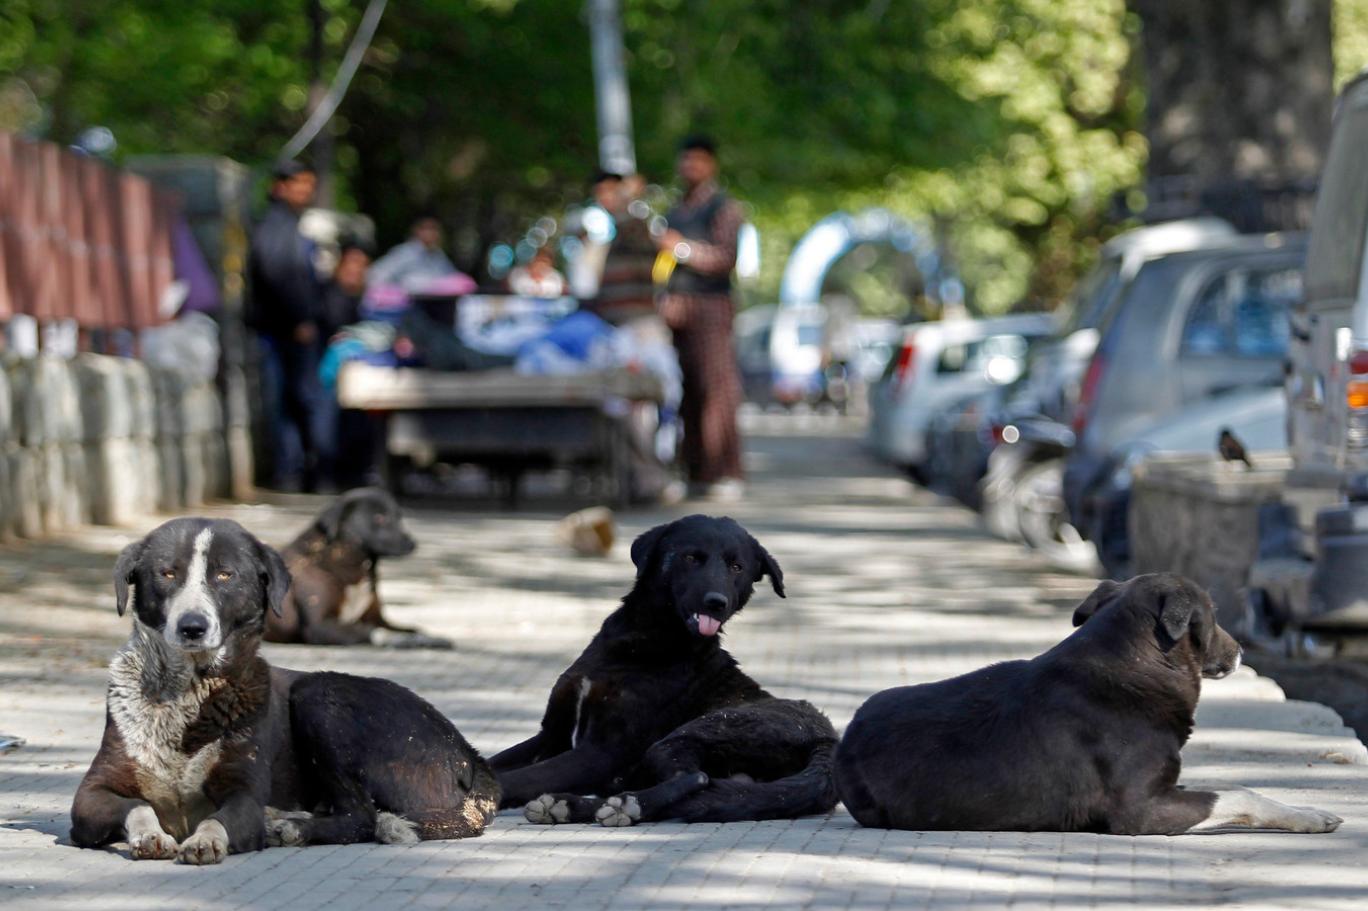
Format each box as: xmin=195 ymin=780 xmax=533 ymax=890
xmin=177 ymin=614 xmax=209 ymax=642
xmin=703 ymin=592 xmax=728 ymax=612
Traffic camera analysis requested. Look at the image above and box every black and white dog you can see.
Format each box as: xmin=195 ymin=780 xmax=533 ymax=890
xmin=835 ymin=573 xmax=1344 ymax=835
xmin=70 ymin=518 xmax=498 ymax=864
xmin=492 ymin=515 xmax=838 ymax=826
xmin=266 ymin=488 xmax=449 ymax=648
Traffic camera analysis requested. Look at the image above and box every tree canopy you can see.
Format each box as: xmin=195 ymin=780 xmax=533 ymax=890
xmin=2 ymin=0 xmax=1363 ymax=314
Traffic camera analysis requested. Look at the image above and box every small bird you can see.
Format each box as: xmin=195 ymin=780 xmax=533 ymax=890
xmin=1218 ymin=427 xmax=1254 ymax=469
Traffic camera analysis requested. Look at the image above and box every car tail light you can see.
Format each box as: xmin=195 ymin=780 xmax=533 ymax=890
xmin=1348 ymin=349 xmax=1368 ymax=448
xmin=892 ymin=341 xmax=918 ymax=396
xmin=1072 ymin=352 xmax=1106 ymax=437
xmin=1348 ymin=350 xmax=1368 ymax=406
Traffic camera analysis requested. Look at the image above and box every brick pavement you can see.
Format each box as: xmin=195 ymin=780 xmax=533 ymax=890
xmin=1 ymin=418 xmax=1366 ymax=909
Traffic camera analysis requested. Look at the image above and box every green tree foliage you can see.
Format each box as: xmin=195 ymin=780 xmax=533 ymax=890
xmin=0 ymin=0 xmax=1255 ymax=313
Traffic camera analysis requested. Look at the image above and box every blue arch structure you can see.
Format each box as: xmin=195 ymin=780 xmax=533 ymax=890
xmin=777 ymin=208 xmax=962 ymax=309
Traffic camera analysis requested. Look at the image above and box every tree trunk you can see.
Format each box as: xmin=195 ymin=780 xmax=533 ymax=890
xmin=1129 ymin=0 xmax=1333 ymax=228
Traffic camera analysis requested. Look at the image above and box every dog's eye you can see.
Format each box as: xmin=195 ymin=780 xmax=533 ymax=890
xmin=730 ymin=562 xmax=743 ymax=573
xmin=215 ymin=570 xmax=233 ymax=582
xmin=683 ymin=554 xmax=697 ymax=565
xmin=161 ymin=569 xmax=176 ymax=580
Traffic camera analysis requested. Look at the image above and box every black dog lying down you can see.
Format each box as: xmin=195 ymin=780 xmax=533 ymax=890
xmin=492 ymin=515 xmax=838 ymax=826
xmin=70 ymin=518 xmax=497 ymax=863
xmin=265 ymin=488 xmax=451 ymax=649
xmin=835 ymin=573 xmax=1343 ymax=835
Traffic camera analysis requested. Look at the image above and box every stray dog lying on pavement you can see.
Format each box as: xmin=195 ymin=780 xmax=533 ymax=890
xmin=265 ymin=487 xmax=451 ymax=648
xmin=492 ymin=514 xmax=839 ymax=826
xmin=834 ymin=573 xmax=1344 ymax=835
xmin=70 ymin=517 xmax=498 ymax=864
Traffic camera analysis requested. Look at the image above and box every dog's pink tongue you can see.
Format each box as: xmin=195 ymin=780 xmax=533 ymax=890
xmin=696 ymin=614 xmax=722 ymax=637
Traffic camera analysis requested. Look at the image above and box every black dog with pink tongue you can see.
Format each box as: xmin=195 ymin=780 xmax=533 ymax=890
xmin=491 ymin=515 xmax=838 ymax=827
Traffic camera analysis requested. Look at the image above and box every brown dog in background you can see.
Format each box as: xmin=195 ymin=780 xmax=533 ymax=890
xmin=264 ymin=488 xmax=451 ymax=649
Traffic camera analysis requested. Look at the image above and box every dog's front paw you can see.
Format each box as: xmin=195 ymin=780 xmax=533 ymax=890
xmin=266 ymin=817 xmax=305 ymax=847
xmin=178 ymin=821 xmax=229 ymax=865
xmin=1286 ymin=805 xmax=1343 ymax=833
xmin=524 ymin=794 xmax=571 ymax=824
xmin=595 ymin=795 xmax=641 ymax=828
xmin=128 ymin=830 xmax=179 ymax=860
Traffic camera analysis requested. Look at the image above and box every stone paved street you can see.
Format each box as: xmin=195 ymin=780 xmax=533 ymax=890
xmin=2 ymin=418 xmax=1366 ymax=909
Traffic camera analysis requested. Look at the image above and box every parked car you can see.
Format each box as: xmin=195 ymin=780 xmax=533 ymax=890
xmin=1062 ymin=233 xmax=1306 ymax=566
xmin=867 ymin=314 xmax=1056 ymax=476
xmin=1251 ymin=71 xmax=1368 ymax=632
xmin=1080 ymin=385 xmax=1287 ymax=577
xmin=975 ymin=219 xmax=1241 ymax=567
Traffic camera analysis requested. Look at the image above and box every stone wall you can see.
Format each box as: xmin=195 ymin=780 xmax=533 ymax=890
xmin=0 ymin=353 xmax=230 ymax=539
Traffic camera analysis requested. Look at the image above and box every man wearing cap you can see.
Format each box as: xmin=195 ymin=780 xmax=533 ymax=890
xmin=658 ymin=136 xmax=746 ymax=500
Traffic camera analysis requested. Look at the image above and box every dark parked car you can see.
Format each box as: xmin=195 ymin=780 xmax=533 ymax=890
xmin=1063 ymin=233 xmax=1306 ymax=572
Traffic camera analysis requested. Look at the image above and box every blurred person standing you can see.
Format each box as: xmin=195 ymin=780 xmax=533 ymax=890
xmin=658 ymin=135 xmax=746 ymax=500
xmin=369 ymin=214 xmax=463 ymax=291
xmin=249 ymin=160 xmax=331 ymax=492
xmin=587 ymin=171 xmax=658 ymax=325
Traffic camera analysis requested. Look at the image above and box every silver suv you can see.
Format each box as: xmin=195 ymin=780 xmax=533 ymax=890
xmin=1264 ymin=71 xmax=1368 ymax=629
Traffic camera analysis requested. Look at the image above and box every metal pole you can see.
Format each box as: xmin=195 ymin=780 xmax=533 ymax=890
xmin=587 ymin=0 xmax=636 ymax=175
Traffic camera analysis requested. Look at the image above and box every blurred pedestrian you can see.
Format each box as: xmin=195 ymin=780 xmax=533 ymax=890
xmin=321 ymin=241 xmax=370 ymax=339
xmin=319 ymin=241 xmax=380 ymax=488
xmin=658 ymin=135 xmax=746 ymax=500
xmin=369 ymin=213 xmax=465 ymax=291
xmin=508 ymin=247 xmax=566 ymax=298
xmin=587 ymin=171 xmax=658 ymax=325
xmin=249 ymin=159 xmax=332 ymax=492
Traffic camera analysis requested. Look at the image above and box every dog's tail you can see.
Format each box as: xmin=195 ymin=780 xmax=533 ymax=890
xmin=669 ymin=741 xmax=838 ymax=823
xmin=405 ymin=758 xmax=502 ymax=840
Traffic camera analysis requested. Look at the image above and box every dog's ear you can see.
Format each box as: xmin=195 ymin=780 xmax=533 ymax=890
xmin=314 ymin=497 xmax=353 ymax=541
xmin=113 ymin=537 xmax=147 ymax=617
xmin=254 ymin=540 xmax=292 ymax=618
xmin=630 ymin=522 xmax=672 ymax=578
xmin=749 ymin=535 xmax=785 ymax=598
xmin=1157 ymin=589 xmax=1198 ymax=643
xmin=1072 ymin=579 xmax=1121 ymax=627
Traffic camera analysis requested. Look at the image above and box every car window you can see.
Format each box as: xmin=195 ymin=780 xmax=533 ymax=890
xmin=1059 ymin=257 xmax=1123 ymax=334
xmin=1305 ymin=81 xmax=1368 ymax=305
xmin=937 ymin=339 xmax=982 ymax=373
xmin=1181 ymin=265 xmax=1299 ymax=358
xmin=936 ymin=333 xmax=1029 ymax=374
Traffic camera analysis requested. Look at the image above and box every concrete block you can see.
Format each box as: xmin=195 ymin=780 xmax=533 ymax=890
xmin=156 ymin=437 xmax=184 ymax=512
xmin=73 ymin=354 xmax=135 ymax=442
xmin=152 ymin=368 xmax=187 ymax=440
xmin=85 ymin=438 xmax=147 ymax=525
xmin=0 ymin=363 xmax=10 ymax=441
xmin=125 ymin=359 xmax=157 ymax=441
xmin=180 ymin=435 xmax=207 ymax=509
xmin=58 ymin=443 xmax=89 ymax=528
xmin=7 ymin=449 xmax=41 ymax=538
xmin=181 ymin=380 xmax=224 ymax=436
xmin=0 ymin=447 xmax=12 ymax=538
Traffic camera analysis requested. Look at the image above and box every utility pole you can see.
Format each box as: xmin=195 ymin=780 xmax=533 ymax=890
xmin=587 ymin=0 xmax=636 ymax=175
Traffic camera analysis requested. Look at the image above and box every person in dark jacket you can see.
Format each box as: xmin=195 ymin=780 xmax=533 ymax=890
xmin=658 ymin=136 xmax=746 ymax=501
xmin=249 ymin=160 xmax=331 ymax=491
